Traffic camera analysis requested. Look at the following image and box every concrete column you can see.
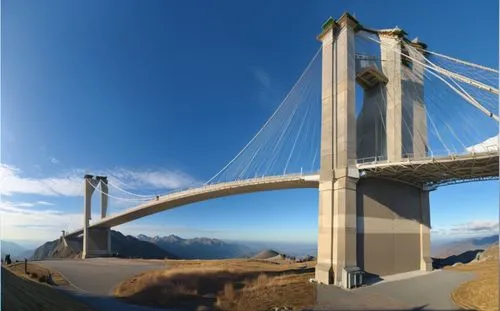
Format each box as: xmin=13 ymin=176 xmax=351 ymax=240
xmin=98 ymin=177 xmax=111 ymax=255
xmin=316 ymin=18 xmax=337 ymax=285
xmin=380 ymin=32 xmax=404 ymax=162
xmin=332 ymin=169 xmax=359 ymax=286
xmin=316 ymin=13 xmax=359 ymax=286
xmin=419 ymin=188 xmax=432 ymax=271
xmin=107 ymin=228 xmax=112 ymax=254
xmin=99 ymin=177 xmax=108 ymax=219
xmin=408 ymin=39 xmax=428 ymax=159
xmin=82 ymin=175 xmax=98 ymax=259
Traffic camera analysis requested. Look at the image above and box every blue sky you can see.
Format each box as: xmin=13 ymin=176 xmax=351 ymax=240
xmin=1 ymin=0 xmax=498 ymax=247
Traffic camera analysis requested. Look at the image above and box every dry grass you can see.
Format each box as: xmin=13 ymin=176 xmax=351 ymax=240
xmin=6 ymin=262 xmax=69 ymax=286
xmin=217 ymin=271 xmax=315 ymax=311
xmin=448 ymin=258 xmax=499 ymax=311
xmin=114 ymin=258 xmax=316 ymax=311
xmin=1 ymin=266 xmax=93 ymax=311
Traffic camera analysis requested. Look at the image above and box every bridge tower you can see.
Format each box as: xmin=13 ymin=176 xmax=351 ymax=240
xmin=316 ymin=13 xmax=360 ymax=287
xmin=82 ymin=175 xmax=112 ymax=259
xmin=315 ymin=13 xmax=432 ymax=287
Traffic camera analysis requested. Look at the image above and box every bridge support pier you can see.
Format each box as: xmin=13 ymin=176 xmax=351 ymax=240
xmin=315 ymin=14 xmax=360 ymax=287
xmin=316 ymin=13 xmax=433 ymax=287
xmin=82 ymin=175 xmax=112 ymax=259
xmin=419 ymin=188 xmax=432 ymax=271
xmin=85 ymin=228 xmax=112 ymax=258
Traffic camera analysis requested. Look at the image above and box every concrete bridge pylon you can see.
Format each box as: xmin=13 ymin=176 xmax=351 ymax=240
xmin=315 ymin=13 xmax=432 ymax=288
xmin=82 ymin=174 xmax=112 ymax=259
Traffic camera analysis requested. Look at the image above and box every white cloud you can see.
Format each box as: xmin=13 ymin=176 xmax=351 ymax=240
xmin=0 ymin=163 xmax=198 ymax=197
xmin=250 ymin=66 xmax=271 ymax=88
xmin=0 ymin=164 xmax=82 ymax=197
xmin=466 ymin=135 xmax=498 ymax=153
xmin=2 ymin=201 xmax=54 ymax=208
xmin=0 ymin=200 xmax=226 ymax=242
xmin=108 ymin=168 xmax=199 ymax=191
xmin=0 ymin=201 xmax=99 ymax=242
xmin=36 ymin=201 xmax=54 ymax=206
xmin=49 ymin=157 xmax=60 ymax=164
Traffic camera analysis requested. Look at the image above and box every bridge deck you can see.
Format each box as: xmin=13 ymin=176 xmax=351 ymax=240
xmin=66 ymin=174 xmax=318 ymax=238
xmin=65 ymin=152 xmax=498 ymax=238
xmin=358 ymin=151 xmax=499 ymax=187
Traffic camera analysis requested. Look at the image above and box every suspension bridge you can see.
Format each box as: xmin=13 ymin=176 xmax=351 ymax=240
xmin=63 ymin=13 xmax=498 ymax=288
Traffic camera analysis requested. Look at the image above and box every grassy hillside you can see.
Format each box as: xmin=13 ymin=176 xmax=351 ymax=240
xmin=1 ymin=266 xmax=92 ymax=311
xmin=448 ymin=244 xmax=499 ymax=311
xmin=114 ymin=258 xmax=316 ymax=311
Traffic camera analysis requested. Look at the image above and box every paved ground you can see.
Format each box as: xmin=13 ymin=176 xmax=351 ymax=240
xmin=38 ymin=258 xmax=165 ymax=296
xmin=37 ymin=259 xmax=474 ymax=311
xmin=311 ymin=270 xmax=475 ymax=311
xmin=37 ymin=258 xmax=173 ymax=311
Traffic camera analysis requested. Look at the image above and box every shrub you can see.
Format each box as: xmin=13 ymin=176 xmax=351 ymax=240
xmin=223 ymin=283 xmax=234 ymax=300
xmin=38 ymin=275 xmax=47 ymax=283
xmin=30 ymin=272 xmax=38 ymax=279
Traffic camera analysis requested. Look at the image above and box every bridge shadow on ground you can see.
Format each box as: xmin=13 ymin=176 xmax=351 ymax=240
xmin=66 ymin=291 xmax=179 ymax=311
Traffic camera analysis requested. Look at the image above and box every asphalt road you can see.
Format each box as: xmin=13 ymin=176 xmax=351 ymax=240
xmin=313 ymin=270 xmax=475 ymax=311
xmin=37 ymin=258 xmax=165 ymax=296
xmin=356 ymin=270 xmax=475 ymax=310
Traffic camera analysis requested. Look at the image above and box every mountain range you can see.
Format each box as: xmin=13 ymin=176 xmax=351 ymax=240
xmin=30 ymin=231 xmax=177 ymax=260
xmin=22 ymin=232 xmax=498 ymax=262
xmin=1 ymin=241 xmax=34 ymax=260
xmin=431 ymin=234 xmax=498 ymax=258
xmin=137 ymin=234 xmax=254 ymax=259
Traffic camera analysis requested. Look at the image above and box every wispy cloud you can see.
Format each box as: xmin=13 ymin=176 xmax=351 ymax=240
xmin=250 ymin=66 xmax=271 ymax=89
xmin=0 ymin=200 xmax=99 ymax=242
xmin=1 ymin=201 xmax=55 ymax=208
xmin=432 ymin=220 xmax=499 ymax=237
xmin=0 ymin=163 xmax=198 ymax=197
xmin=49 ymin=157 xmax=60 ymax=165
xmin=0 ymin=164 xmax=82 ymax=196
xmin=108 ymin=168 xmax=199 ymax=191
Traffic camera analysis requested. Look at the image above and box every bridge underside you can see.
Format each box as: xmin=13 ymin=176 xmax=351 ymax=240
xmin=360 ymin=153 xmax=499 ymax=187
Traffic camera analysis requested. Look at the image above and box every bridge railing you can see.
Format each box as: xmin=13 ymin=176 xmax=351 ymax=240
xmin=152 ymin=172 xmax=314 ymax=200
xmin=356 ymin=147 xmax=498 ymax=166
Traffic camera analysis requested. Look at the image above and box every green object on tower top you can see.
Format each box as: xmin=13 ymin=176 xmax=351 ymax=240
xmin=322 ymin=17 xmax=335 ymax=30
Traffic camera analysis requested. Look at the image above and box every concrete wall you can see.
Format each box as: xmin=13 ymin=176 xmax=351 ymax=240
xmin=356 ymin=178 xmax=430 ymax=276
